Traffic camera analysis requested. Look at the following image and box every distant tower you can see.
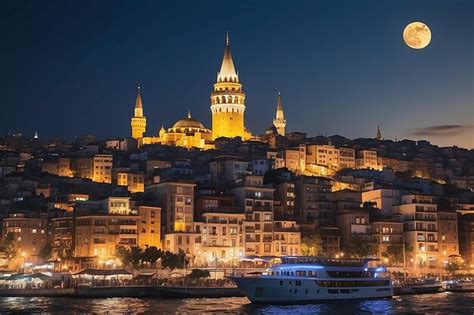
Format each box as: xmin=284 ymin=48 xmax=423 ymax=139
xmin=376 ymin=125 xmax=382 ymax=140
xmin=210 ymin=33 xmax=246 ymax=140
xmin=131 ymin=86 xmax=147 ymax=139
xmin=273 ymin=92 xmax=286 ymax=136
xmin=33 ymin=130 xmax=39 ymax=139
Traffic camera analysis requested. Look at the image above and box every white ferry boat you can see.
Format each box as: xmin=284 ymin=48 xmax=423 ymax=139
xmin=230 ymin=256 xmax=393 ymax=304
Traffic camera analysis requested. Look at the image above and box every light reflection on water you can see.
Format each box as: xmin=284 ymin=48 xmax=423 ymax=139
xmin=0 ymin=292 xmax=473 ymax=314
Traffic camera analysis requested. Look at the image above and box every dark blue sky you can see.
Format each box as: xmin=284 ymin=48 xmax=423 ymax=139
xmin=1 ymin=0 xmax=473 ymax=148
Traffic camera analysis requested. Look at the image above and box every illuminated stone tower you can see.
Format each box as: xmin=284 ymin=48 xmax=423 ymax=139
xmin=273 ymin=92 xmax=286 ymax=136
xmin=210 ymin=33 xmax=247 ymax=140
xmin=376 ymin=125 xmax=382 ymax=140
xmin=131 ymin=86 xmax=146 ymax=139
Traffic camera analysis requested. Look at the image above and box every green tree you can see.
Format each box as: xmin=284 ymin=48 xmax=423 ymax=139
xmin=0 ymin=232 xmax=18 ymax=268
xmin=301 ymin=234 xmax=324 ymax=256
xmin=39 ymin=243 xmax=53 ymax=261
xmin=344 ymin=234 xmax=376 ymax=258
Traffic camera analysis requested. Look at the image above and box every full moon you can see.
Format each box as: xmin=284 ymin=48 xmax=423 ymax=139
xmin=403 ymin=21 xmax=431 ymax=49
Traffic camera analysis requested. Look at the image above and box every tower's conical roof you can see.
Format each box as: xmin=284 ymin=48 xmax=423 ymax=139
xmin=135 ymin=86 xmax=143 ymax=109
xmin=217 ymin=33 xmax=238 ymax=82
xmin=276 ymin=92 xmax=283 ymax=111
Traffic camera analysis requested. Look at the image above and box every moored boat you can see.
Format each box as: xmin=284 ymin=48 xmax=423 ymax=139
xmin=445 ymin=279 xmax=474 ymax=292
xmin=393 ymin=279 xmax=444 ymax=295
xmin=229 ymin=256 xmax=393 ymax=304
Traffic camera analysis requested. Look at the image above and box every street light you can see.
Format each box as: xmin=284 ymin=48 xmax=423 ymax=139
xmin=21 ymin=251 xmax=27 ymax=273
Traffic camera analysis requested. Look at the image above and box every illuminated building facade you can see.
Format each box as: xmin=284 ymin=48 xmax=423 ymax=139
xmin=393 ymin=194 xmax=439 ymax=268
xmin=75 ymin=154 xmax=113 ymax=184
xmin=145 ymin=181 xmax=196 ymax=235
xmin=2 ymin=213 xmax=48 ymax=266
xmin=142 ymin=111 xmax=213 ymax=150
xmin=74 ymin=214 xmax=138 ymax=258
xmin=137 ymin=206 xmax=162 ymax=249
xmin=117 ymin=171 xmax=145 ymax=193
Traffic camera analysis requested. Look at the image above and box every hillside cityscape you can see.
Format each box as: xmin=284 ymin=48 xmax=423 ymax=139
xmin=1 ymin=34 xmax=473 ymax=298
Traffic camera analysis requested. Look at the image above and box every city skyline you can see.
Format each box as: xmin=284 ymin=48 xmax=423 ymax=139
xmin=2 ymin=0 xmax=473 ymax=149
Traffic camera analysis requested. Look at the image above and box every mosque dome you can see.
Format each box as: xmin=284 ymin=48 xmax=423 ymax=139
xmin=172 ymin=111 xmax=206 ymax=129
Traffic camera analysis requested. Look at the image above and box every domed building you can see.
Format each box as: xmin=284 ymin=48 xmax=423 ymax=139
xmin=131 ymin=34 xmax=267 ymax=150
xmin=142 ymin=111 xmax=213 ymax=150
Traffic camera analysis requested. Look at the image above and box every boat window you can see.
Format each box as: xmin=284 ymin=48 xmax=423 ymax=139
xmin=328 ymin=289 xmax=339 ymax=294
xmin=315 ymin=280 xmax=390 ymax=287
xmin=279 ymin=281 xmax=283 ymax=286
xmin=340 ymin=289 xmax=350 ymax=294
xmin=289 ymin=281 xmax=292 ymax=286
xmin=305 ymin=289 xmax=308 ymax=294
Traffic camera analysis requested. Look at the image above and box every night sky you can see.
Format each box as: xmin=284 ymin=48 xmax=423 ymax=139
xmin=1 ymin=0 xmax=473 ymax=148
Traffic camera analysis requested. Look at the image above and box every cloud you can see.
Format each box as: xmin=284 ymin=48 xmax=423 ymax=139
xmin=411 ymin=125 xmax=474 ymax=137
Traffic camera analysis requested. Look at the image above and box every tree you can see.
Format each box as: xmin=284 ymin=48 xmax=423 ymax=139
xmin=177 ymin=249 xmax=190 ymax=268
xmin=444 ymin=262 xmax=459 ymax=277
xmin=39 ymin=243 xmax=53 ymax=262
xmin=161 ymin=250 xmax=189 ymax=271
xmin=116 ymin=246 xmax=144 ymax=269
xmin=0 ymin=232 xmax=18 ymax=268
xmin=344 ymin=234 xmax=376 ymax=258
xmin=161 ymin=251 xmax=179 ymax=270
xmin=116 ymin=245 xmax=132 ymax=267
xmin=301 ymin=234 xmax=324 ymax=256
xmin=129 ymin=246 xmax=143 ymax=269
xmin=382 ymin=244 xmax=403 ymax=265
xmin=142 ymin=246 xmax=162 ymax=267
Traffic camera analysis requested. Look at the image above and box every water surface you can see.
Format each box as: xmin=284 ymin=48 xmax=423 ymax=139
xmin=0 ymin=292 xmax=473 ymax=314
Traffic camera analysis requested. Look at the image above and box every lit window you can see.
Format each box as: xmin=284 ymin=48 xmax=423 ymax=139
xmin=32 ymin=229 xmax=37 ymax=233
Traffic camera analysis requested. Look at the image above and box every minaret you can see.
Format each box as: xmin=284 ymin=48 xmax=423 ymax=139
xmin=273 ymin=92 xmax=286 ymax=136
xmin=131 ymin=86 xmax=147 ymax=139
xmin=376 ymin=125 xmax=382 ymax=140
xmin=33 ymin=130 xmax=39 ymax=139
xmin=210 ymin=33 xmax=246 ymax=140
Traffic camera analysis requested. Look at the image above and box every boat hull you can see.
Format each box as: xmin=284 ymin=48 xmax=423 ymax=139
xmin=394 ymin=284 xmax=443 ymax=295
xmin=446 ymin=284 xmax=474 ymax=293
xmin=230 ymin=276 xmax=393 ymax=304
